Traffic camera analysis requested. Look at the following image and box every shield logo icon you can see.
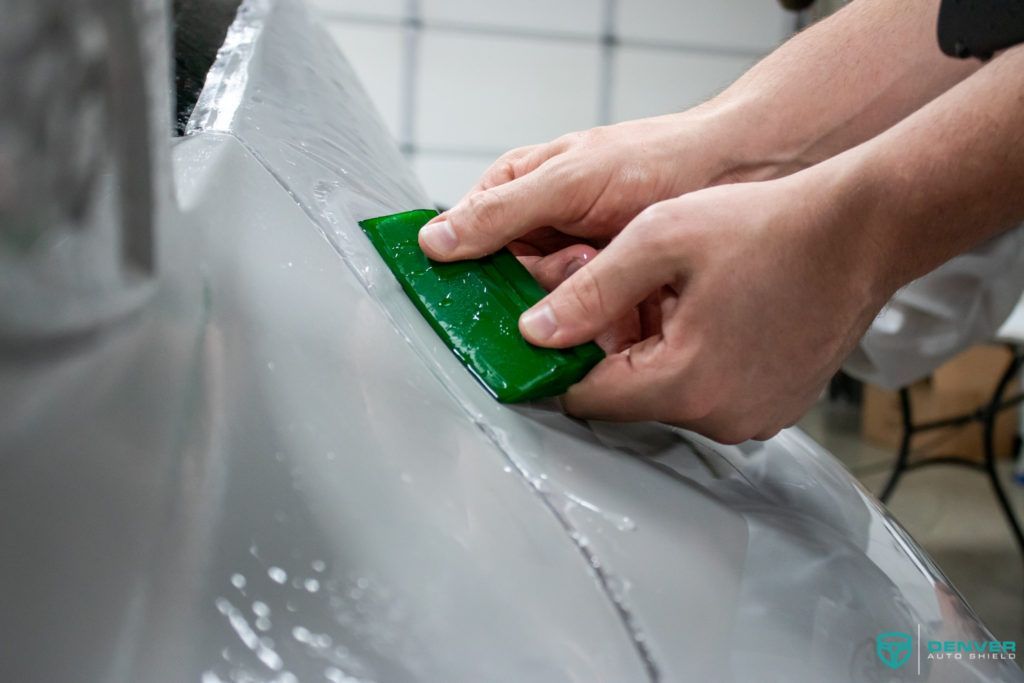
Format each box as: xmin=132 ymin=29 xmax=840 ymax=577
xmin=876 ymin=631 xmax=913 ymax=670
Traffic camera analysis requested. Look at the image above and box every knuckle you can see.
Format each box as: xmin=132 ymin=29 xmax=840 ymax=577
xmin=624 ymin=210 xmax=677 ymax=259
xmin=502 ymin=145 xmax=530 ymax=160
xmin=556 ymin=128 xmax=593 ymax=149
xmin=483 ymin=146 xmax=540 ymax=189
xmin=482 ymin=160 xmax=517 ymax=189
xmin=565 ymin=129 xmax=587 ymax=143
xmin=628 ymin=208 xmax=664 ymax=242
xmin=562 ymin=265 xmax=608 ymax=322
xmin=507 ymin=156 xmax=530 ymax=179
xmin=581 ymin=125 xmax=610 ymax=145
xmin=634 ymin=202 xmax=671 ymax=230
xmin=462 ymin=191 xmax=501 ymax=236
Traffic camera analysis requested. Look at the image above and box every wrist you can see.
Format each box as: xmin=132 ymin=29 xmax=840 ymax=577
xmin=689 ymin=93 xmax=815 ymax=185
xmin=782 ymin=154 xmax=907 ymax=306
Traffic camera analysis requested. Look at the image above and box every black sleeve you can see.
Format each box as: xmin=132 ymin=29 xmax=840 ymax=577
xmin=938 ymin=0 xmax=1024 ymax=60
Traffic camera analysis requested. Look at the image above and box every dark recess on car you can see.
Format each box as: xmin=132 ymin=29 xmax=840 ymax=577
xmin=172 ymin=0 xmax=243 ymax=134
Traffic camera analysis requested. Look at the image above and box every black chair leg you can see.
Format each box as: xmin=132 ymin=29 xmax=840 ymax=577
xmin=983 ymin=349 xmax=1024 ymax=554
xmin=880 ymin=387 xmax=914 ymax=504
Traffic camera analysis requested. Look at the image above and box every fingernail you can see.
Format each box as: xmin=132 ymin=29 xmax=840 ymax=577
xmin=564 ymin=257 xmax=587 ymax=279
xmin=521 ymin=304 xmax=558 ymax=342
xmin=420 ymin=220 xmax=458 ymax=255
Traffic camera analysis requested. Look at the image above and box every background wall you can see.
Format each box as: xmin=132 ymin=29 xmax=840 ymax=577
xmin=309 ymin=0 xmax=796 ymax=207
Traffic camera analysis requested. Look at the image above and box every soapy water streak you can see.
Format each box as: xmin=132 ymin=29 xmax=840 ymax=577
xmin=188 ymin=0 xmax=659 ymax=678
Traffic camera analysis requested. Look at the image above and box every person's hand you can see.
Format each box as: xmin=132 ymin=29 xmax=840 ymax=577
xmin=417 ymin=109 xmax=764 ymax=266
xmin=513 ymin=174 xmax=893 ymax=442
xmin=418 ymin=111 xmax=789 ymax=353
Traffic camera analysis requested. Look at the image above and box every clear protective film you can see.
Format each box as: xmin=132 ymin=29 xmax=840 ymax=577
xmin=177 ymin=1 xmax=1023 ymax=681
xmin=2 ymin=0 xmax=1020 ymax=681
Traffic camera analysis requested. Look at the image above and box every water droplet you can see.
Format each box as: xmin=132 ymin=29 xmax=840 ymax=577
xmin=230 ymin=573 xmax=246 ymax=589
xmin=616 ymin=516 xmax=637 ymax=532
xmin=311 ymin=560 xmax=326 ymax=573
xmin=304 ymin=578 xmax=320 ymax=593
xmin=252 ymin=601 xmax=270 ymax=617
xmin=267 ymin=361 xmax=276 ymax=371
xmin=268 ymin=566 xmax=287 ymax=584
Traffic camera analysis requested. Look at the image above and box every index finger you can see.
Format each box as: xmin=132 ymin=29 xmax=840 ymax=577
xmin=418 ymin=158 xmax=580 ymax=261
xmin=430 ymin=142 xmax=562 ymax=223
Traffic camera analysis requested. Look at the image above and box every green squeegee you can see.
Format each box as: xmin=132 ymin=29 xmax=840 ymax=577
xmin=359 ymin=209 xmax=604 ymax=403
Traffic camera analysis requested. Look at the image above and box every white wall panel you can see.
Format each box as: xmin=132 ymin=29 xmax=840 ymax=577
xmin=417 ymin=31 xmax=600 ymax=152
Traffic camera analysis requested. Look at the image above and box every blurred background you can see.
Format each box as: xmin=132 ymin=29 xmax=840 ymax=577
xmin=306 ymin=0 xmax=799 ymax=207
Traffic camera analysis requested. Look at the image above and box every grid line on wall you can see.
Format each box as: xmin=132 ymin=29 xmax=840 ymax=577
xmin=317 ymin=10 xmax=770 ymax=59
xmin=597 ymin=0 xmax=617 ymax=125
xmin=316 ymin=1 xmax=792 ymax=204
xmin=397 ymin=0 xmax=421 ymax=156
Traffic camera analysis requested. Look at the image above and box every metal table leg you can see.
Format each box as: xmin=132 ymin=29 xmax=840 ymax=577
xmin=876 ymin=344 xmax=1024 ymax=555
xmin=879 ymin=387 xmax=913 ymax=503
xmin=983 ymin=348 xmax=1024 ymax=553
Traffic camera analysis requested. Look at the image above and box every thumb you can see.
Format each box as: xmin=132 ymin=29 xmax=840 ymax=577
xmin=519 ymin=215 xmax=679 ymax=348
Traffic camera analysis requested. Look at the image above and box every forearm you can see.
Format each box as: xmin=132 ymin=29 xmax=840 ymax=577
xmin=817 ymin=44 xmax=1024 ymax=295
xmin=699 ymin=0 xmax=978 ymax=181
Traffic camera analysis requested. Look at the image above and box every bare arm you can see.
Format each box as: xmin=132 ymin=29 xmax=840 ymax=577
xmin=706 ymin=0 xmax=980 ymax=182
xmin=419 ymin=0 xmax=979 ymax=263
xmin=830 ymin=43 xmax=1024 ymax=290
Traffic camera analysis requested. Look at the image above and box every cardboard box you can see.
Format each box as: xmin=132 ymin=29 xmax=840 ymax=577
xmin=861 ymin=345 xmax=1020 ymax=461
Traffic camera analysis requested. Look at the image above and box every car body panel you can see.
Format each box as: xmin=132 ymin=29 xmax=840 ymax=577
xmin=2 ymin=0 xmax=1022 ymax=681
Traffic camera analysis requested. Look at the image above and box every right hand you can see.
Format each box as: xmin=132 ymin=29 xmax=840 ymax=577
xmin=516 ymin=175 xmax=891 ymax=441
